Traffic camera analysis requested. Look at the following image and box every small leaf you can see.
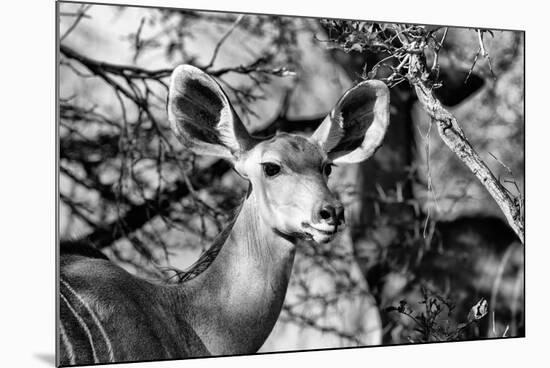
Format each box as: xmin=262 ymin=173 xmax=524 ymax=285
xmin=467 ymin=298 xmax=489 ymax=322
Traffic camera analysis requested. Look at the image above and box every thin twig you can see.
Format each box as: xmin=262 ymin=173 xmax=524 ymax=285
xmin=205 ymin=14 xmax=245 ymax=70
xmin=477 ymin=29 xmax=497 ymax=81
xmin=60 ymin=4 xmax=92 ymax=41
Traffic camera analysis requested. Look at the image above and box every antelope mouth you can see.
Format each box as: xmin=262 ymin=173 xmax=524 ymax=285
xmin=301 ymin=222 xmax=339 ymax=243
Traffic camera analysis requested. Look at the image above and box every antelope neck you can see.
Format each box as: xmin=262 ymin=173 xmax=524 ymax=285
xmin=174 ymin=185 xmax=297 ymax=355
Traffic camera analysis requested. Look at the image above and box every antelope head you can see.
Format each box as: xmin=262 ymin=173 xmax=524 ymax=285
xmin=168 ymin=65 xmax=389 ymax=244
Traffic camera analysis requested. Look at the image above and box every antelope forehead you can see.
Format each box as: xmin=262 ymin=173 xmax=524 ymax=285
xmin=260 ymin=135 xmax=325 ymax=168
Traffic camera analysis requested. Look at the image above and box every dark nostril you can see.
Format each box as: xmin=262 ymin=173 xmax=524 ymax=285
xmin=319 ymin=205 xmax=338 ymax=225
xmin=315 ymin=202 xmax=344 ymax=226
xmin=320 ymin=208 xmax=332 ymax=220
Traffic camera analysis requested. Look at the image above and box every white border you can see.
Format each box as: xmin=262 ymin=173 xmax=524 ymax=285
xmin=1 ymin=0 xmax=546 ymax=367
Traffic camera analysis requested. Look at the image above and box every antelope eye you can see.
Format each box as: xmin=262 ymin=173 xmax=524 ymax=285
xmin=262 ymin=162 xmax=281 ymax=177
xmin=323 ymin=163 xmax=333 ymax=177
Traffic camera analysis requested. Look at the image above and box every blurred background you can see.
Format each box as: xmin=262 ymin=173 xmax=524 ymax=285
xmin=58 ymin=2 xmax=524 ymax=351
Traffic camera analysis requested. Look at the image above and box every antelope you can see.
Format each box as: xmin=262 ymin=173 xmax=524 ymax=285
xmin=58 ymin=64 xmax=390 ymax=365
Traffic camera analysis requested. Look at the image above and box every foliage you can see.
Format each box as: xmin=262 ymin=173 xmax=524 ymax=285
xmin=385 ymin=287 xmax=489 ymax=343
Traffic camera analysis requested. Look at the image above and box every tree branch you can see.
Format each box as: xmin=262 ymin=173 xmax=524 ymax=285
xmin=60 ymin=44 xmax=293 ymax=80
xmin=408 ymin=55 xmax=524 ymax=243
xmin=204 ymin=14 xmax=244 ymax=70
xmin=76 ymin=160 xmax=232 ymax=249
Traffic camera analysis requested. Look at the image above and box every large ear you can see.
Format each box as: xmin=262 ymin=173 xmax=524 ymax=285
xmin=310 ymin=80 xmax=390 ymax=164
xmin=168 ymin=64 xmax=256 ymax=160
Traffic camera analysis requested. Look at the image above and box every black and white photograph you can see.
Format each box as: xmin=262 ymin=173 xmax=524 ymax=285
xmin=53 ymin=0 xmax=527 ymax=366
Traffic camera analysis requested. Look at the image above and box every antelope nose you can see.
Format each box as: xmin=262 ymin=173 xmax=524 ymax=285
xmin=318 ymin=203 xmax=345 ymax=226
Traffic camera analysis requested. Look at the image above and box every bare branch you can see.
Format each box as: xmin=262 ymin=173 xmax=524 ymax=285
xmin=204 ymin=15 xmax=245 ymax=70
xmin=408 ymin=54 xmax=524 ymax=243
xmin=60 ymin=4 xmax=92 ymax=41
xmin=75 ymin=160 xmax=232 ymax=249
